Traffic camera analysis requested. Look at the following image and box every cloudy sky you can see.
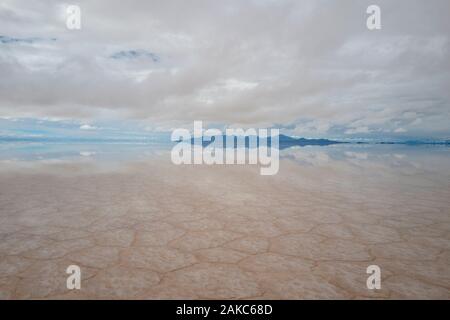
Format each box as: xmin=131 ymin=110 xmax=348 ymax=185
xmin=0 ymin=0 xmax=449 ymax=140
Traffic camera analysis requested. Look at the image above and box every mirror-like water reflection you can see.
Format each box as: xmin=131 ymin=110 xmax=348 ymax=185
xmin=0 ymin=141 xmax=449 ymax=299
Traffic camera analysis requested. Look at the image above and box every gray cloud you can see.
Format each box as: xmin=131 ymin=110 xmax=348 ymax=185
xmin=110 ymin=50 xmax=160 ymax=62
xmin=0 ymin=0 xmax=449 ymax=138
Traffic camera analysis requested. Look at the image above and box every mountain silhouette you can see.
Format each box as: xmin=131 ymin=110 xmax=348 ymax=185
xmin=188 ymin=134 xmax=343 ymax=149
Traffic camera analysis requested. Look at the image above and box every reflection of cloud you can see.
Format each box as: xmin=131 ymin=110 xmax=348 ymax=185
xmin=80 ymin=151 xmax=96 ymax=157
xmin=345 ymin=152 xmax=368 ymax=160
xmin=281 ymin=147 xmax=330 ymax=166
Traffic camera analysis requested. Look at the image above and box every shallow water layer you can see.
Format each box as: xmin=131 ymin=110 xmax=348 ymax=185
xmin=0 ymin=143 xmax=449 ymax=299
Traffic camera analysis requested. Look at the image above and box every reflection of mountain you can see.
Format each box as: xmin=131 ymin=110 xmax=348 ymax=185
xmin=188 ymin=134 xmax=343 ymax=149
xmin=355 ymin=140 xmax=450 ymax=145
xmin=278 ymin=135 xmax=343 ymax=149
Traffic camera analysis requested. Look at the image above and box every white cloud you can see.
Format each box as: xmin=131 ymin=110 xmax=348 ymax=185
xmin=345 ymin=126 xmax=371 ymax=135
xmin=293 ymin=120 xmax=330 ymax=136
xmin=410 ymin=118 xmax=422 ymax=126
xmin=0 ymin=0 xmax=449 ymax=138
xmin=79 ymin=124 xmax=97 ymax=130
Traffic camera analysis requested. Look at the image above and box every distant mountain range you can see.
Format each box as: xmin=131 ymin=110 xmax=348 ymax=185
xmin=351 ymin=140 xmax=450 ymax=146
xmin=278 ymin=135 xmax=343 ymax=147
xmin=187 ymin=134 xmax=449 ymax=149
xmin=187 ymin=134 xmax=343 ymax=149
xmin=1 ymin=134 xmax=448 ymax=148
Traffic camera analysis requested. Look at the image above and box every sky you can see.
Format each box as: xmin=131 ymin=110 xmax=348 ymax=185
xmin=0 ymin=0 xmax=449 ymax=140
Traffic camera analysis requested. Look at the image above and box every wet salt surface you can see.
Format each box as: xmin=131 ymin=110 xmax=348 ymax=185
xmin=0 ymin=143 xmax=449 ymax=299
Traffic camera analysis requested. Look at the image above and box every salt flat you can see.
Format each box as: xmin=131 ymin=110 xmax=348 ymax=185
xmin=0 ymin=145 xmax=449 ymax=299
